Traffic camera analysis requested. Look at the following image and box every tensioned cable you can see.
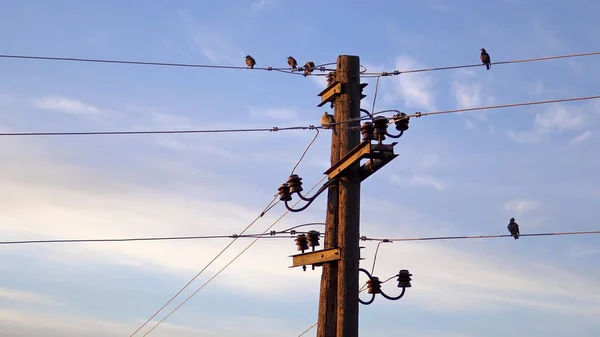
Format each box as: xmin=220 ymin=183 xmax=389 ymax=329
xmin=361 ymin=51 xmax=600 ymax=76
xmin=5 ymin=228 xmax=598 ymax=246
xmin=290 ymin=128 xmax=320 ymax=175
xmin=388 ymin=95 xmax=600 ymax=122
xmin=138 ymin=176 xmax=330 ymax=336
xmin=0 ymin=223 xmax=326 ymax=246
xmin=361 ymin=230 xmax=600 ymax=243
xmin=0 ymin=125 xmax=319 ymax=137
xmin=128 ymin=196 xmax=280 ymax=337
xmin=0 ymin=53 xmax=336 ymax=74
xmin=2 ymin=95 xmax=596 ymax=137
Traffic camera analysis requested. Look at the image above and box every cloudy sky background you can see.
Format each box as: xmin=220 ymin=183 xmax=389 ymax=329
xmin=1 ymin=0 xmax=600 ymax=336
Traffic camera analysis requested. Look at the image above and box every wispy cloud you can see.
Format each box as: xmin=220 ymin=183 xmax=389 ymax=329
xmin=507 ymin=105 xmax=590 ymax=143
xmin=387 ymin=55 xmax=437 ymax=111
xmin=503 ymin=199 xmax=546 ymax=227
xmin=571 ymin=130 xmax=592 ymax=144
xmin=177 ymin=11 xmax=244 ymax=65
xmin=504 ymin=199 xmax=541 ymax=215
xmin=252 ymin=0 xmax=277 ymax=11
xmin=33 ymin=96 xmax=109 ymax=117
xmin=390 ymin=173 xmax=446 ymax=191
xmin=249 ymin=107 xmax=299 ymax=121
xmin=0 ymin=288 xmax=57 ymax=305
xmin=569 ymin=244 xmax=600 ymax=258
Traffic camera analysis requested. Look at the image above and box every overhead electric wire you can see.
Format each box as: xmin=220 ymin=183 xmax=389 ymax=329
xmin=4 ymin=227 xmax=597 ymax=246
xmin=0 ymin=53 xmax=337 ymax=75
xmin=290 ymin=128 xmax=320 ymax=175
xmin=392 ymin=94 xmax=600 ymax=121
xmin=2 ymin=94 xmax=596 ymax=138
xmin=128 ymin=196 xmax=279 ymax=337
xmin=361 ymin=230 xmax=600 ymax=243
xmin=362 ymin=51 xmax=600 ymax=76
xmin=0 ymin=223 xmax=326 ymax=246
xmin=0 ymin=125 xmax=320 ymax=137
xmin=139 ymin=175 xmax=330 ymax=336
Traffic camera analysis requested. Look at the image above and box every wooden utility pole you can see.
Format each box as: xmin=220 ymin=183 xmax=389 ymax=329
xmin=317 ymin=55 xmax=362 ymax=337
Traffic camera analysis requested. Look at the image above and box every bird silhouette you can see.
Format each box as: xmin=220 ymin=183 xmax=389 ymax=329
xmin=507 ymin=218 xmax=520 ymax=240
xmin=304 ymin=61 xmax=316 ymax=76
xmin=245 ymin=55 xmax=256 ymax=69
xmin=287 ymin=56 xmax=298 ymax=69
xmin=480 ymin=48 xmax=491 ymax=70
xmin=320 ymin=111 xmax=335 ymax=129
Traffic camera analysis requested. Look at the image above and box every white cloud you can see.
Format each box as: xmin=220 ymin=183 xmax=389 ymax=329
xmin=249 ymin=107 xmax=299 ymax=121
xmin=504 ymin=199 xmax=541 ymax=215
xmin=507 ymin=105 xmax=590 ymax=143
xmin=569 ymin=244 xmax=600 ymax=258
xmin=0 ymin=308 xmax=295 ymax=337
xmin=390 ymin=173 xmax=446 ymax=191
xmin=177 ymin=11 xmax=244 ymax=65
xmin=371 ymin=241 xmax=600 ymax=316
xmin=388 ymin=55 xmax=437 ymax=111
xmin=417 ymin=154 xmax=441 ymax=169
xmin=252 ymin=0 xmax=277 ymax=10
xmin=0 ymin=288 xmax=57 ymax=305
xmin=464 ymin=119 xmax=475 ymax=129
xmin=571 ymin=130 xmax=592 ymax=144
xmin=453 ymin=81 xmax=482 ymax=110
xmin=33 ymin=96 xmax=107 ymax=117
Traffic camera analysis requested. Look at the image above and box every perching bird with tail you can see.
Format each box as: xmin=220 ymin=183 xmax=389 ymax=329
xmin=287 ymin=56 xmax=298 ymax=69
xmin=480 ymin=48 xmax=491 ymax=70
xmin=507 ymin=218 xmax=520 ymax=239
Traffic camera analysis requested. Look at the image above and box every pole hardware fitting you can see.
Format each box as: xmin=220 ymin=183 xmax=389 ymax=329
xmin=278 ymin=174 xmax=339 ymax=213
xmin=324 ymin=140 xmax=399 ymax=182
xmin=358 ymin=268 xmax=413 ymax=305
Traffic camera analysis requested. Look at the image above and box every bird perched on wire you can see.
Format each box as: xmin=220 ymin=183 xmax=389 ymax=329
xmin=245 ymin=55 xmax=256 ymax=69
xmin=287 ymin=56 xmax=298 ymax=69
xmin=304 ymin=61 xmax=316 ymax=76
xmin=507 ymin=218 xmax=520 ymax=240
xmin=320 ymin=111 xmax=335 ymax=129
xmin=480 ymin=48 xmax=491 ymax=70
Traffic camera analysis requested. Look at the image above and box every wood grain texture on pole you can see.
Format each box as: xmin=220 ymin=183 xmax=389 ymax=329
xmin=335 ymin=55 xmax=362 ymax=337
xmin=316 ymin=97 xmax=340 ymax=337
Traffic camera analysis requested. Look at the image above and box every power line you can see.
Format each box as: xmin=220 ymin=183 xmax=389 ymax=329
xmin=0 ymin=125 xmax=320 ymax=137
xmin=0 ymin=53 xmax=337 ymax=75
xmin=290 ymin=129 xmax=320 ymax=175
xmin=138 ymin=176 xmax=330 ymax=337
xmin=2 ymin=95 xmax=596 ymax=138
xmin=0 ymin=223 xmax=326 ymax=246
xmin=401 ymin=94 xmax=600 ymax=120
xmin=362 ymin=51 xmax=600 ymax=76
xmin=128 ymin=196 xmax=279 ymax=337
xmin=361 ymin=230 xmax=600 ymax=243
xmin=4 ymin=227 xmax=597 ymax=246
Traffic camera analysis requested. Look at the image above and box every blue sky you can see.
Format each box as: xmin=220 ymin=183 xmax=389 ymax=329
xmin=1 ymin=0 xmax=599 ymax=336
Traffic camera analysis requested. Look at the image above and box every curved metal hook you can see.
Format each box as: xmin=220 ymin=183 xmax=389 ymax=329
xmin=385 ymin=130 xmax=404 ymax=138
xmin=284 ymin=179 xmax=339 ymax=212
xmin=359 ymin=293 xmax=376 ymax=305
xmin=379 ymin=287 xmax=406 ymax=301
xmin=358 ymin=268 xmax=376 ymax=305
xmin=360 ymin=108 xmax=374 ymax=120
